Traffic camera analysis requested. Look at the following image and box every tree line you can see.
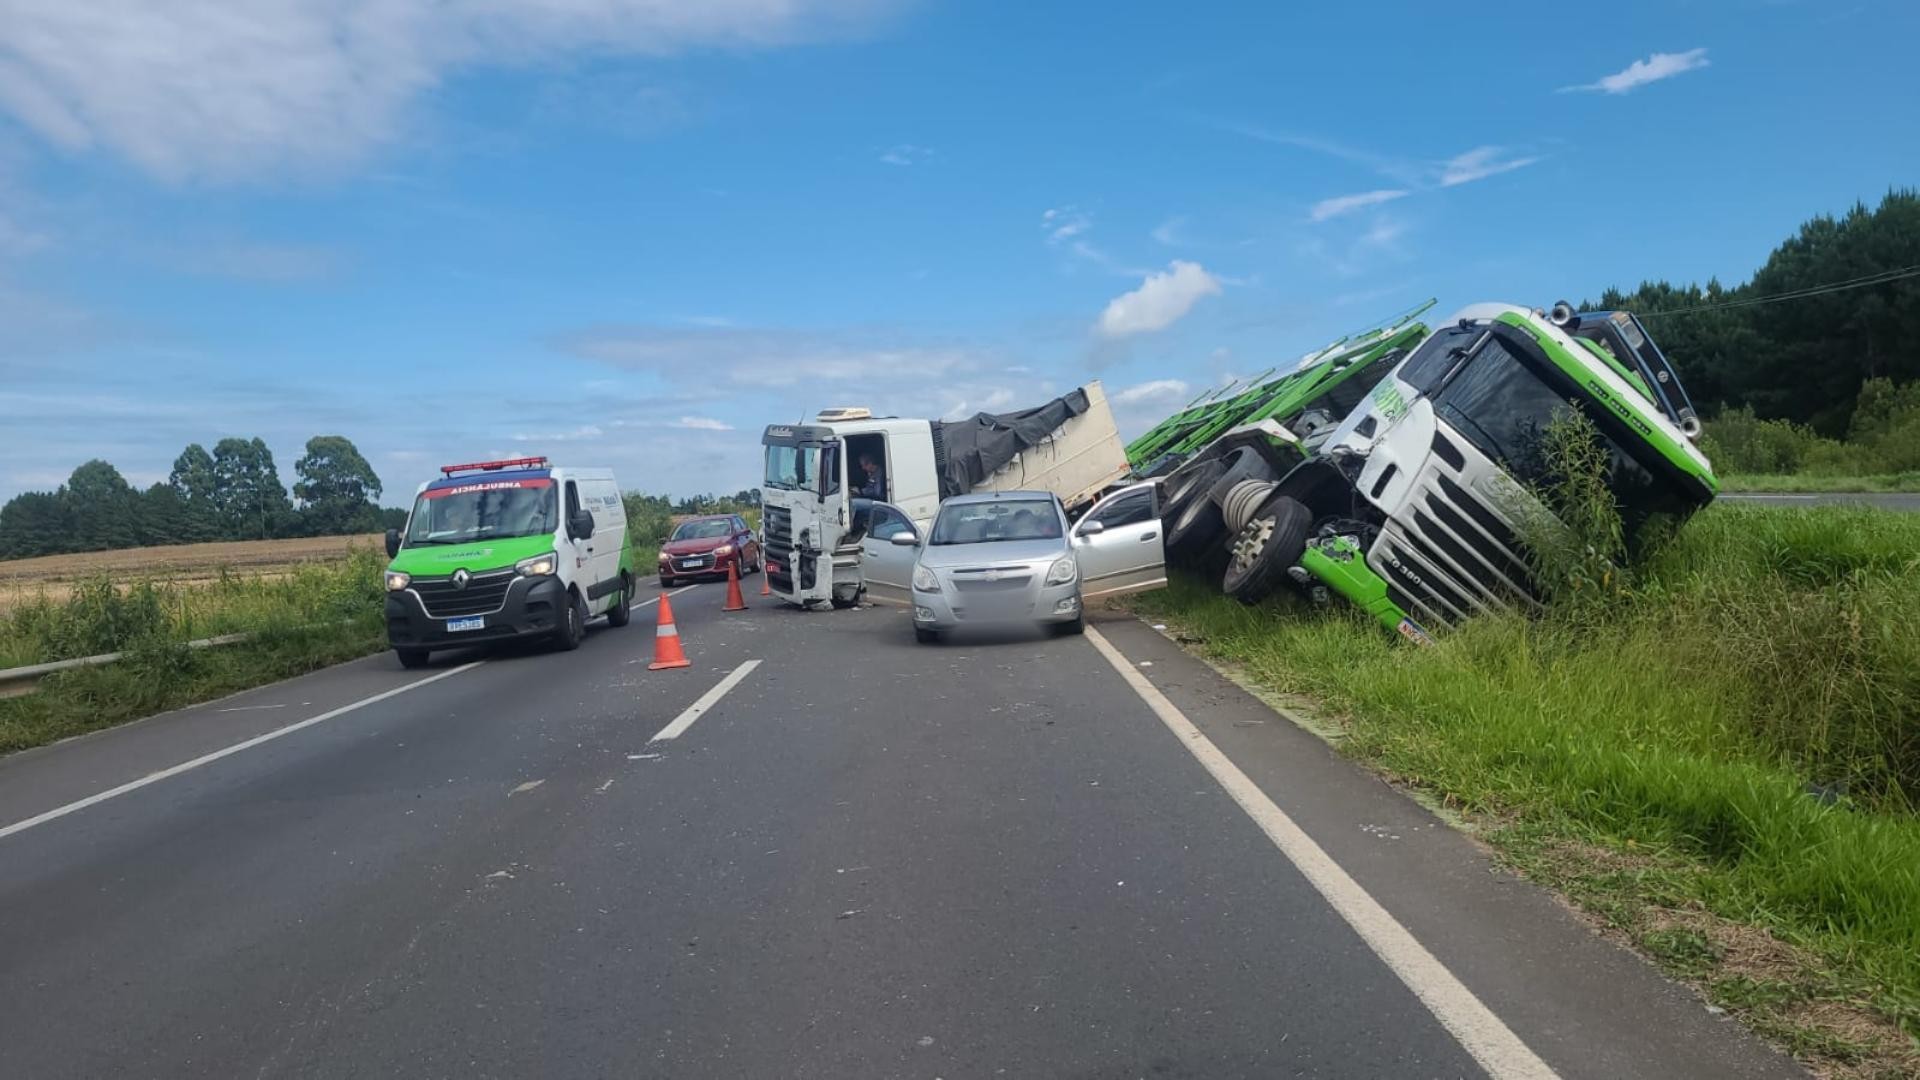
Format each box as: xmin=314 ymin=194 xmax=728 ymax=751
xmin=1589 ymin=188 xmax=1920 ymax=436
xmin=0 ymin=435 xmax=393 ymax=559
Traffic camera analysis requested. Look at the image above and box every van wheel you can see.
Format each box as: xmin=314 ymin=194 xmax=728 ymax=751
xmin=553 ymin=591 xmax=587 ymax=651
xmin=606 ymin=576 xmax=633 ymax=627
xmin=1222 ymin=496 xmax=1312 ymax=605
xmin=397 ymin=648 xmax=430 ymax=670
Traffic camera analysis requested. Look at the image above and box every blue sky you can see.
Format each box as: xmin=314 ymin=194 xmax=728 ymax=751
xmin=2 ymin=0 xmax=1915 ymax=505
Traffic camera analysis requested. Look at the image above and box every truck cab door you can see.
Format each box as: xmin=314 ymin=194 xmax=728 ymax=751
xmin=857 ymin=502 xmax=921 ymax=606
xmin=1070 ymin=482 xmax=1165 ymax=598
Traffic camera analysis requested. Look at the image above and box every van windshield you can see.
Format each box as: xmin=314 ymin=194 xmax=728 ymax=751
xmin=406 ymin=484 xmax=558 ymax=546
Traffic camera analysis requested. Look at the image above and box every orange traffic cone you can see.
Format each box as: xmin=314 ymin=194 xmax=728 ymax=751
xmin=648 ymin=592 xmax=691 ymax=670
xmin=723 ymin=560 xmax=748 ymax=612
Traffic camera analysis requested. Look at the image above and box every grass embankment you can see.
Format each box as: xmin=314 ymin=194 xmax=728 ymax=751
xmin=0 ymin=550 xmax=387 ymax=755
xmin=1130 ymin=503 xmax=1920 ymax=1074
xmin=1720 ymin=473 xmax=1920 ymax=494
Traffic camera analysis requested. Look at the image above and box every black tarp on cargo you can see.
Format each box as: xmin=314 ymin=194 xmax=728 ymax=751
xmin=932 ymin=388 xmax=1090 ymax=499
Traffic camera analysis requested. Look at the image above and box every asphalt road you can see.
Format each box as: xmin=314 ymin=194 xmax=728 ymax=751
xmin=0 ymin=579 xmax=1804 ymax=1079
xmin=1721 ymin=491 xmax=1920 ymax=511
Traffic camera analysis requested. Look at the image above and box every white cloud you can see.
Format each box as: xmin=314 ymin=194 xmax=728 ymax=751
xmin=1150 ymin=216 xmax=1187 ymax=246
xmin=1309 ymin=188 xmax=1409 ymax=222
xmin=1042 ymin=206 xmax=1091 ymax=245
xmin=1561 ymin=49 xmax=1709 ymax=95
xmin=0 ymin=1 xmax=897 ymax=181
xmin=1112 ymin=379 xmax=1191 ymax=407
xmin=674 ymin=416 xmax=733 ymax=431
xmin=878 ymin=143 xmax=931 ymax=166
xmin=1437 ymin=146 xmax=1541 ymax=187
xmin=1095 ymin=261 xmax=1222 ymax=339
xmin=511 ymin=424 xmax=603 ymax=443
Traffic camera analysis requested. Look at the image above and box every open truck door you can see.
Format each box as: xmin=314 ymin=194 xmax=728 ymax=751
xmin=1071 ymin=482 xmax=1165 ymax=599
xmin=856 ymin=501 xmax=921 ymax=606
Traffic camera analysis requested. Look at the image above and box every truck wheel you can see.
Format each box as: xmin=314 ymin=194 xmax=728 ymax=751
xmin=1222 ymin=495 xmax=1312 ymax=605
xmin=1161 ymin=458 xmax=1225 ymax=529
xmin=1206 ymin=447 xmax=1277 ymax=511
xmin=831 ymin=587 xmax=860 ymax=610
xmin=397 ymin=648 xmax=430 ymax=670
xmin=605 ymin=576 xmax=633 ymax=627
xmin=553 ymin=590 xmax=587 ymax=651
xmin=1165 ymin=476 xmax=1229 ymax=565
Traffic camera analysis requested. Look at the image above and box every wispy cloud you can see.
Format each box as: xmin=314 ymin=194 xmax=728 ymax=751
xmin=1042 ymin=205 xmax=1091 ymax=244
xmin=674 ymin=416 xmax=733 ymax=431
xmin=1560 ymin=49 xmax=1710 ymax=95
xmin=878 ymin=143 xmax=933 ymax=166
xmin=1151 ymin=216 xmax=1187 ymax=246
xmin=174 ymin=242 xmax=345 ymax=282
xmin=1309 ymin=189 xmax=1409 ymax=222
xmin=1111 ymin=379 xmax=1191 ymax=407
xmin=0 ymin=1 xmax=900 ymax=181
xmin=1095 ymin=261 xmax=1222 ymax=339
xmin=1042 ymin=206 xmax=1149 ymax=276
xmin=512 ymin=424 xmax=603 ymax=443
xmin=1436 ymin=146 xmax=1541 ymax=187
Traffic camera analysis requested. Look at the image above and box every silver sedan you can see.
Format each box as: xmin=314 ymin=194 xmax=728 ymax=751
xmin=854 ymin=485 xmax=1167 ymax=643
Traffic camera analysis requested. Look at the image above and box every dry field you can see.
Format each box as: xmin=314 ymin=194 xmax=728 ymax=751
xmin=0 ymin=534 xmax=382 ymax=613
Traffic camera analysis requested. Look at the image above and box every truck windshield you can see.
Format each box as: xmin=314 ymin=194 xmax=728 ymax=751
xmin=406 ymin=484 xmax=557 ymax=546
xmin=929 ymin=500 xmax=1063 ymax=545
xmin=764 ymin=445 xmax=818 ymax=491
xmin=1431 ymin=338 xmax=1699 ymax=541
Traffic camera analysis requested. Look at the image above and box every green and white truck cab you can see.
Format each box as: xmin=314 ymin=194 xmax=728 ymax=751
xmin=382 ymin=457 xmax=635 ymax=667
xmin=1243 ymin=302 xmax=1717 ymax=641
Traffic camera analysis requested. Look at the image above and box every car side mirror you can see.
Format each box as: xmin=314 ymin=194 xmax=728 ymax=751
xmin=569 ymin=510 xmax=595 ymax=541
xmin=1078 ymin=519 xmax=1106 ymax=537
xmin=889 ymin=532 xmax=919 ymax=547
xmin=385 ymin=528 xmax=402 ymax=557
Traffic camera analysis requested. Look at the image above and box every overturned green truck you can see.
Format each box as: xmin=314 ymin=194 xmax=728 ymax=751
xmin=1131 ymin=300 xmax=1718 ymax=641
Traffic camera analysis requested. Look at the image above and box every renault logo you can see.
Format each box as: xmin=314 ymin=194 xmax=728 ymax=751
xmin=452 ymin=569 xmax=471 ymax=590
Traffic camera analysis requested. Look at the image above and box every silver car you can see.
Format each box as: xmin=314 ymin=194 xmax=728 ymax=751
xmin=855 ymin=485 xmax=1166 ymax=642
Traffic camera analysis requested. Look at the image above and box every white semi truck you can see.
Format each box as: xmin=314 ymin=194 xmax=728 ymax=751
xmin=759 ymin=382 xmax=1131 ymax=608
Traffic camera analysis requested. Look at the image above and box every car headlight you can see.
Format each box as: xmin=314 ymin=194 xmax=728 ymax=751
xmin=516 ymin=552 xmax=558 ymax=577
xmin=912 ymin=564 xmax=940 ymax=592
xmin=384 ymin=570 xmax=411 ymax=591
xmin=716 ymin=544 xmax=734 ymax=556
xmin=1045 ymin=557 xmax=1077 ymax=585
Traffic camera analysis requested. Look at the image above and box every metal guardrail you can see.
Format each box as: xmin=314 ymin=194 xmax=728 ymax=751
xmin=0 ymin=633 xmax=254 ymax=699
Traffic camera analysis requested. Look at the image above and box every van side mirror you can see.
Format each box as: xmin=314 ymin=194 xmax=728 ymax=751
xmin=889 ymin=532 xmax=919 ymax=547
xmin=385 ymin=529 xmax=402 ymax=558
xmin=569 ymin=510 xmax=595 ymax=541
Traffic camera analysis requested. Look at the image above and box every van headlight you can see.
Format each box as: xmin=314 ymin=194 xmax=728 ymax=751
xmin=1045 ymin=557 xmax=1077 ymax=585
xmin=516 ymin=552 xmax=558 ymax=577
xmin=384 ymin=571 xmax=411 ymax=591
xmin=912 ymin=565 xmax=940 ymax=592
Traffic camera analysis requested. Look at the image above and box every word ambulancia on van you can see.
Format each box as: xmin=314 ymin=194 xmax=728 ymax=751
xmin=382 ymin=457 xmax=635 ymax=668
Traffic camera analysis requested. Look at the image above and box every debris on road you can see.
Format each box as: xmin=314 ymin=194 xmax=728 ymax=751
xmin=509 ymin=779 xmax=545 ymax=796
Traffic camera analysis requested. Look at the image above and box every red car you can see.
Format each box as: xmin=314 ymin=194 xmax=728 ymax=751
xmin=658 ymin=514 xmax=762 ymax=586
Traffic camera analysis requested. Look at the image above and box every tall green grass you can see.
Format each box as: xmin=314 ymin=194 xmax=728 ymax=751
xmin=1131 ymin=503 xmax=1920 ymax=1034
xmin=0 ymin=550 xmax=388 ymax=754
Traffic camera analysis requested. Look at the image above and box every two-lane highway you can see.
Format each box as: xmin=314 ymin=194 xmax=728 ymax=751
xmin=0 ymin=585 xmax=1802 ymax=1078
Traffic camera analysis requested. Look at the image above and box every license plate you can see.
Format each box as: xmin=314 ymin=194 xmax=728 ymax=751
xmin=446 ymin=616 xmax=485 ymax=633
xmin=766 ymin=560 xmax=782 ymax=574
xmin=679 ymin=559 xmax=703 ymax=569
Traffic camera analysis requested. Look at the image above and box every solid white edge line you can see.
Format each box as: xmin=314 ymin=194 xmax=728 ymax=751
xmin=650 ymin=659 xmax=760 ymax=742
xmin=1084 ymin=626 xmax=1559 ymax=1080
xmin=0 ymin=660 xmax=486 ymax=842
xmin=636 ymin=583 xmax=701 ymax=609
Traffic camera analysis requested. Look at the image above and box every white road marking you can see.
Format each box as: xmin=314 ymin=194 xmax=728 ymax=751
xmin=637 ymin=583 xmax=700 ymax=609
xmin=649 ymin=659 xmax=761 ymax=742
xmin=1084 ymin=627 xmax=1558 ymax=1080
xmin=0 ymin=661 xmax=485 ymax=843
xmin=216 ymin=703 xmax=287 ymax=713
xmin=1721 ymin=493 xmax=1816 ymax=500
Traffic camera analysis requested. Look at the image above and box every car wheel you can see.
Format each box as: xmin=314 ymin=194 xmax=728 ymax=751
xmin=1050 ymin=614 xmax=1086 ymax=637
xmin=915 ymin=627 xmax=943 ymax=644
xmin=396 ymin=648 xmax=430 ymax=670
xmin=659 ymin=576 xmax=675 ymax=588
xmin=606 ymin=575 xmax=633 ymax=627
xmin=553 ymin=590 xmax=586 ymax=651
xmin=1222 ymin=495 xmax=1312 ymax=605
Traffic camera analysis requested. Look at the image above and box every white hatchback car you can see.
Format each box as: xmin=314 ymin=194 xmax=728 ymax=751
xmin=855 ymin=485 xmax=1166 ymax=642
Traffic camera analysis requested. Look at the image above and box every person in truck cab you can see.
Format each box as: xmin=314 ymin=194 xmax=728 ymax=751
xmin=856 ymin=453 xmax=885 ymax=498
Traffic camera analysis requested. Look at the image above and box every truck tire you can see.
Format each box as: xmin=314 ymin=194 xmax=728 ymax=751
xmin=1161 ymin=458 xmax=1225 ymax=528
xmin=605 ymin=575 xmax=633 ymax=627
xmin=1163 ymin=460 xmax=1228 ymax=564
xmin=831 ymin=586 xmax=860 ymax=609
xmin=1222 ymin=495 xmax=1312 ymax=605
xmin=553 ymin=590 xmax=587 ymax=651
xmin=1206 ymin=447 xmax=1277 ymax=511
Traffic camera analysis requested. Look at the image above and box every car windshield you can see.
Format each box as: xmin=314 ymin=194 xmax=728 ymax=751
xmin=764 ymin=445 xmax=818 ymax=491
xmin=1431 ymin=338 xmax=1700 ymax=541
xmin=673 ymin=519 xmax=733 ymax=540
xmin=929 ymin=500 xmax=1062 ymax=545
xmin=406 ymin=483 xmax=556 ymax=546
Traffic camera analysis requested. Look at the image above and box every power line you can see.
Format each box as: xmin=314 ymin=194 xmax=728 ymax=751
xmin=1638 ymin=263 xmax=1920 ymax=318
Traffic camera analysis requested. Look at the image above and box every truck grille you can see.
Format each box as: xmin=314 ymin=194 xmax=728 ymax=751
xmin=764 ymin=505 xmax=794 ymax=560
xmin=1369 ymin=447 xmax=1541 ymax=630
xmin=411 ymin=569 xmax=515 ymax=618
